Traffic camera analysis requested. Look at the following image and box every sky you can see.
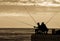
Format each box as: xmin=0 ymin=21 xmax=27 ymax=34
xmin=0 ymin=5 xmax=60 ymax=28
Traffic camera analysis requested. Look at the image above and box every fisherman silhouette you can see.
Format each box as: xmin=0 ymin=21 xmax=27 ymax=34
xmin=40 ymin=22 xmax=49 ymax=34
xmin=37 ymin=22 xmax=41 ymax=29
xmin=34 ymin=22 xmax=42 ymax=34
xmin=34 ymin=22 xmax=49 ymax=34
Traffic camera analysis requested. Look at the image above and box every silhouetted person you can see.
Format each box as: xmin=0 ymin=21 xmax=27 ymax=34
xmin=37 ymin=22 xmax=41 ymax=29
xmin=34 ymin=22 xmax=43 ymax=34
xmin=34 ymin=22 xmax=49 ymax=34
xmin=40 ymin=22 xmax=49 ymax=34
xmin=37 ymin=22 xmax=45 ymax=34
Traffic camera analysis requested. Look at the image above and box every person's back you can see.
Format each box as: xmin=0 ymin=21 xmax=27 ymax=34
xmin=41 ymin=22 xmax=48 ymax=33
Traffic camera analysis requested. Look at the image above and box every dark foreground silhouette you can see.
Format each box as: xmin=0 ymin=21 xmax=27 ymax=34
xmin=31 ymin=22 xmax=60 ymax=41
xmin=31 ymin=34 xmax=60 ymax=41
xmin=55 ymin=30 xmax=60 ymax=35
xmin=31 ymin=30 xmax=60 ymax=41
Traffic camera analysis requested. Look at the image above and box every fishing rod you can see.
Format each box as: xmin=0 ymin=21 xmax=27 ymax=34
xmin=23 ymin=6 xmax=37 ymax=24
xmin=7 ymin=17 xmax=34 ymax=27
xmin=16 ymin=20 xmax=34 ymax=26
xmin=46 ymin=13 xmax=57 ymax=24
xmin=15 ymin=4 xmax=34 ymax=27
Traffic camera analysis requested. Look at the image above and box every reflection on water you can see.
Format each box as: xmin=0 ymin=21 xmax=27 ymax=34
xmin=0 ymin=28 xmax=34 ymax=41
xmin=0 ymin=28 xmax=60 ymax=41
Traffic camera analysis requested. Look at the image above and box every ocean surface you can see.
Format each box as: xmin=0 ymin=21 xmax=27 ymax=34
xmin=0 ymin=28 xmax=35 ymax=41
xmin=0 ymin=28 xmax=60 ymax=41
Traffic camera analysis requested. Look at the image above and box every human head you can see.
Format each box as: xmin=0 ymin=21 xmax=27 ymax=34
xmin=41 ymin=22 xmax=44 ymax=24
xmin=37 ymin=22 xmax=40 ymax=25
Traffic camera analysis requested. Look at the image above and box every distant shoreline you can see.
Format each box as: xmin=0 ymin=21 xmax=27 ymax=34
xmin=0 ymin=28 xmax=59 ymax=29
